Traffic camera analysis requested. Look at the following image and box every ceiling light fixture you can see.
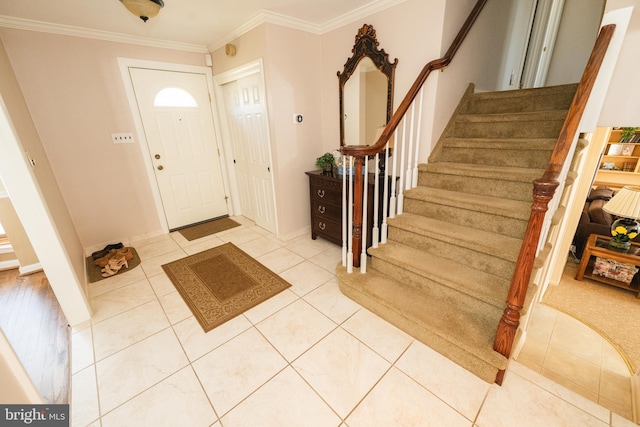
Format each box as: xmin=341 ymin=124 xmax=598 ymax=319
xmin=120 ymin=0 xmax=164 ymax=22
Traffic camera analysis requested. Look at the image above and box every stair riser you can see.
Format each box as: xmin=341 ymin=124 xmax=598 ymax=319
xmin=454 ymin=119 xmax=564 ymax=139
xmin=387 ymin=227 xmax=516 ymax=280
xmin=370 ymin=256 xmax=507 ymax=311
xmin=437 ymin=147 xmax=552 ymax=169
xmin=417 ymin=172 xmax=534 ymax=203
xmin=0 ymin=252 xmax=16 ymax=263
xmin=465 ymin=92 xmax=574 ymax=115
xmin=403 ymin=198 xmax=527 ymax=239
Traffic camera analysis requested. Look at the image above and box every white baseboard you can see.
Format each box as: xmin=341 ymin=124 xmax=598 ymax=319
xmin=0 ymin=259 xmax=19 ymax=271
xmin=18 ymin=262 xmax=42 ymax=276
xmin=277 ymin=226 xmax=311 ymax=242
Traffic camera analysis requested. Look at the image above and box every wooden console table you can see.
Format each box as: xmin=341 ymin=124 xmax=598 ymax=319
xmin=575 ymin=234 xmax=640 ymax=298
xmin=305 ymin=169 xmax=390 ymax=249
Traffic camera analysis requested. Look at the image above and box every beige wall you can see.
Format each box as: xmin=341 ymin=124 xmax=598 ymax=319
xmin=600 ymin=0 xmax=640 ymax=126
xmin=0 ymin=330 xmax=42 ymax=403
xmin=0 ymin=196 xmax=39 ymax=268
xmin=212 ymin=24 xmax=323 ymax=239
xmin=546 ymin=0 xmax=606 ymax=86
xmin=0 ymin=38 xmax=81 ymax=278
xmin=432 ymin=0 xmax=515 ymax=146
xmin=0 ymin=178 xmax=38 ymax=268
xmin=0 ymin=29 xmax=205 ymax=249
xmin=0 ymin=38 xmax=90 ymax=325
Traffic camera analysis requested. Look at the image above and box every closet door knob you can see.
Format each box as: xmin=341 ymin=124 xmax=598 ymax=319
xmin=157 ymin=165 xmax=164 ymax=171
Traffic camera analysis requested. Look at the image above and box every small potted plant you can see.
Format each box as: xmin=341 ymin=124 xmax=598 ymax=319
xmin=315 ymin=152 xmax=336 ymax=175
xmin=620 ymin=127 xmax=639 ymax=142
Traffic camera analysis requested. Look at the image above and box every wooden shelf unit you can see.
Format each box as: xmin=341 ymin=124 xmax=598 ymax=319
xmin=595 ymin=128 xmax=640 ymax=188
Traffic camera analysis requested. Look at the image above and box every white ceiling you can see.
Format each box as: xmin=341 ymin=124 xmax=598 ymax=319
xmin=0 ymin=0 xmax=401 ymax=51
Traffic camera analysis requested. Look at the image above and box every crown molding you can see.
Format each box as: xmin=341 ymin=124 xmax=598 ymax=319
xmin=321 ymin=0 xmax=408 ymax=33
xmin=207 ymin=10 xmax=322 ymax=51
xmin=0 ymin=0 xmax=407 ymax=54
xmin=0 ymin=15 xmax=208 ymax=53
xmin=207 ymin=0 xmax=407 ymax=51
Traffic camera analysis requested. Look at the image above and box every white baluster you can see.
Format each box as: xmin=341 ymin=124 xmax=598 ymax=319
xmin=412 ymin=87 xmax=424 ymax=189
xmin=397 ymin=118 xmax=407 ymax=215
xmin=342 ymin=162 xmax=347 ymax=267
xmin=406 ymin=103 xmax=415 ymax=190
xmin=360 ymin=157 xmax=369 ymax=273
xmin=372 ymin=153 xmax=380 ymax=248
xmin=389 ymin=127 xmax=399 ymax=219
xmin=347 ymin=156 xmax=354 ymax=273
xmin=381 ymin=142 xmax=390 ymax=244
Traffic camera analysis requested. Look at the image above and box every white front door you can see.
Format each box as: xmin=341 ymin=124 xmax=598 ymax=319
xmin=220 ymin=71 xmax=275 ymax=233
xmin=129 ymin=68 xmax=228 ymax=230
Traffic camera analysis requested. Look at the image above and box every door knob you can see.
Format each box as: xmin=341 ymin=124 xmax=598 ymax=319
xmin=157 ymin=165 xmax=164 ymax=170
xmin=155 ymin=154 xmax=161 ymax=159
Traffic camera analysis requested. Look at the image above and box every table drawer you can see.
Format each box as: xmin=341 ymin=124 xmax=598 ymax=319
xmin=310 ymin=184 xmax=341 ymax=204
xmin=311 ymin=217 xmax=342 ymax=242
xmin=311 ymin=199 xmax=341 ymax=221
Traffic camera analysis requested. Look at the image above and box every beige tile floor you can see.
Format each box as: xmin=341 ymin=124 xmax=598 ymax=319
xmin=517 ymin=269 xmax=636 ymax=422
xmin=72 ymin=217 xmax=638 ymax=426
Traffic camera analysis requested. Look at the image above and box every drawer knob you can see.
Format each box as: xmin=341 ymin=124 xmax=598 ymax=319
xmin=318 ymin=206 xmax=326 ymax=214
xmin=317 ymin=189 xmax=325 ymax=198
xmin=318 ymin=222 xmax=326 ymax=230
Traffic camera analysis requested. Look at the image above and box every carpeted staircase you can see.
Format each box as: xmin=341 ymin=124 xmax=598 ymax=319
xmin=337 ymin=83 xmax=579 ymax=383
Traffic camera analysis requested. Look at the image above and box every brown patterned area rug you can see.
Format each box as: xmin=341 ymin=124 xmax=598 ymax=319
xmin=178 ymin=217 xmax=240 ymax=241
xmin=162 ymin=243 xmax=291 ymax=332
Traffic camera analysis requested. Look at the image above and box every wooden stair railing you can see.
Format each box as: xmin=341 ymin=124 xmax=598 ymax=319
xmin=492 ymin=23 xmax=616 ymax=385
xmin=340 ymin=0 xmax=488 ymax=268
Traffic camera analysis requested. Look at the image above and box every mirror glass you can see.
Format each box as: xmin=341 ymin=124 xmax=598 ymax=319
xmin=343 ymin=58 xmax=388 ymax=146
xmin=339 ymin=24 xmax=397 ymax=146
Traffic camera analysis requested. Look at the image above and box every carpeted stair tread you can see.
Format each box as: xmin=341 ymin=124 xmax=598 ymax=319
xmin=404 ymin=186 xmax=531 ymax=221
xmin=387 ymin=213 xmax=521 ymax=263
xmin=369 ymin=241 xmax=510 ymax=309
xmin=468 ymin=83 xmax=578 ymax=101
xmin=465 ymin=84 xmax=577 ymax=115
xmin=337 ymin=265 xmax=507 ymax=383
xmin=419 ymin=162 xmax=543 ymax=183
xmin=441 ymin=137 xmax=557 ymax=151
xmin=456 ymin=110 xmax=569 ymax=124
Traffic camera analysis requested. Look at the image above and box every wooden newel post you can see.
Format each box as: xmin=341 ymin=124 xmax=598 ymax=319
xmin=493 ymin=179 xmax=559 ymax=360
xmin=352 ymin=157 xmax=365 ymax=268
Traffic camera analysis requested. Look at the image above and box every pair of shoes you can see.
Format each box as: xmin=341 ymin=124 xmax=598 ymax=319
xmin=91 ymin=242 xmax=124 ymax=260
xmin=94 ymin=247 xmax=134 ymax=267
xmin=101 ymin=256 xmax=129 ymax=277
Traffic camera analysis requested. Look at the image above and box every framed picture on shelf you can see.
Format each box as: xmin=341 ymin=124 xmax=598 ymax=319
xmin=602 ymin=162 xmax=616 ymax=170
xmin=608 ymin=144 xmax=623 ymax=155
xmin=621 ymin=144 xmax=635 ymax=156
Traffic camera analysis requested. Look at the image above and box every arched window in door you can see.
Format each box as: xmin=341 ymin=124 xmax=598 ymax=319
xmin=154 ymin=87 xmax=198 ymax=107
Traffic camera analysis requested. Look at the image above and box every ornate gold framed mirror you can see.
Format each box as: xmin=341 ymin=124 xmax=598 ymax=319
xmin=338 ymin=24 xmax=397 ymax=147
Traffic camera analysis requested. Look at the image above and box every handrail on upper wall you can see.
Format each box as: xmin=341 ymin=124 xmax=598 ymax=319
xmin=341 ymin=0 xmax=488 ymax=159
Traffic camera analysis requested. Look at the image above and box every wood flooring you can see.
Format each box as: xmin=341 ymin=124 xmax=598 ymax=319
xmin=0 ymin=268 xmax=70 ymax=403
